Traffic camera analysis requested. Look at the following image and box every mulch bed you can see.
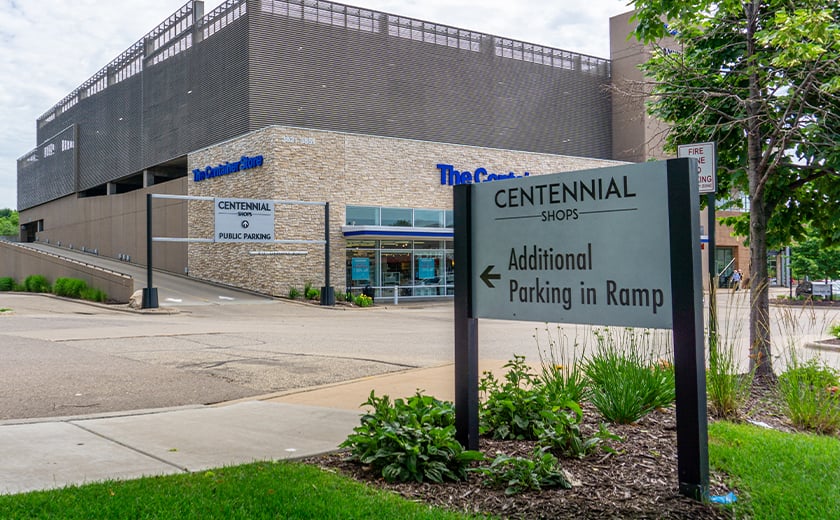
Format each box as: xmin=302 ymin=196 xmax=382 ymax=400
xmin=772 ymin=298 xmax=840 ymax=308
xmin=304 ymin=380 xmax=813 ymax=519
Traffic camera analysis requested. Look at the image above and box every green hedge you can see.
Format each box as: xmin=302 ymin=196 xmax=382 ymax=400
xmin=0 ymin=277 xmax=14 ymax=291
xmin=23 ymin=275 xmax=50 ymax=293
xmin=54 ymin=277 xmax=88 ymax=298
xmin=0 ymin=275 xmax=107 ymax=303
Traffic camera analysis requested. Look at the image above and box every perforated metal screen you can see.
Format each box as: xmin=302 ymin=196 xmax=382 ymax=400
xmin=19 ymin=0 xmax=612 ymax=210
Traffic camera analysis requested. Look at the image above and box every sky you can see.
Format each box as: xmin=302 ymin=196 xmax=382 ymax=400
xmin=0 ymin=0 xmax=633 ymax=211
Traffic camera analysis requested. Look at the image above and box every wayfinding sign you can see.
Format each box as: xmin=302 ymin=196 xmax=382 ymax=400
xmin=471 ymin=161 xmax=675 ymax=329
xmin=677 ymin=142 xmax=716 ymax=194
xmin=454 ymin=158 xmax=708 ymax=501
xmin=214 ymin=198 xmax=275 ymax=243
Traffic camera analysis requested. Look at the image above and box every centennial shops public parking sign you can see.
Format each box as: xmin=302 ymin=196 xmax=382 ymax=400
xmin=454 ymin=159 xmax=709 ymax=501
xmin=214 ymin=197 xmax=275 ymax=243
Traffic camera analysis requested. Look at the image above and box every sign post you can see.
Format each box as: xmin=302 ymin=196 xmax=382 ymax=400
xmin=678 ymin=142 xmax=717 ymax=352
xmin=454 ymin=159 xmax=708 ymax=499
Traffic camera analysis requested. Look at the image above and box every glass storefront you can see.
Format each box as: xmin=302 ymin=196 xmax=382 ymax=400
xmin=345 ymin=206 xmax=454 ymax=299
xmin=346 ymin=239 xmax=454 ymax=299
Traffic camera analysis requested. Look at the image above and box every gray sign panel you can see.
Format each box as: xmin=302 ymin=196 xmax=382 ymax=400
xmin=471 ymin=161 xmax=680 ymax=329
xmin=214 ymin=198 xmax=275 ymax=243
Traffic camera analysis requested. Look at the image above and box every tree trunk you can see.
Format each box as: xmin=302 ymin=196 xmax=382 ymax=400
xmin=744 ymin=0 xmax=774 ymax=381
xmin=748 ymin=194 xmax=773 ymax=379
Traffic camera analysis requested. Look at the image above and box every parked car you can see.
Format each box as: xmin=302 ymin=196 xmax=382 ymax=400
xmin=795 ymin=280 xmax=813 ymax=296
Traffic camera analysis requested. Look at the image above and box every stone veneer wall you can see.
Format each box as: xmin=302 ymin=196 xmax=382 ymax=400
xmin=188 ymin=126 xmax=623 ymax=297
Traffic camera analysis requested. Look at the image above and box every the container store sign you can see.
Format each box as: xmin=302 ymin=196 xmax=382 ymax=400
xmin=193 ymin=155 xmax=264 ymax=182
xmin=214 ymin=198 xmax=274 ymax=243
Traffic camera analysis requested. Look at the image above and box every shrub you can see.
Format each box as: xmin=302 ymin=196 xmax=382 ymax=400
xmin=23 ymin=275 xmax=50 ymax=293
xmin=537 ymin=402 xmax=620 ymax=459
xmin=706 ymin=288 xmax=753 ymax=419
xmin=480 ymin=355 xmax=617 ymax=457
xmin=830 ymin=323 xmax=840 ymax=340
xmin=0 ymin=277 xmax=14 ymax=291
xmin=288 ymin=287 xmax=301 ymax=299
xmin=340 ymin=391 xmax=483 ymax=483
xmin=53 ymin=277 xmax=88 ymax=298
xmin=583 ymin=328 xmax=675 ymax=424
xmin=707 ymin=347 xmax=753 ymax=419
xmin=302 ymin=281 xmax=320 ymax=300
xmin=536 ymin=326 xmax=590 ymax=405
xmin=475 ymin=447 xmax=572 ymax=495
xmin=778 ymin=355 xmax=840 ymax=434
xmin=479 ymin=355 xmax=549 ymax=440
xmin=354 ymin=294 xmax=373 ymax=307
xmin=80 ymin=287 xmax=107 ymax=303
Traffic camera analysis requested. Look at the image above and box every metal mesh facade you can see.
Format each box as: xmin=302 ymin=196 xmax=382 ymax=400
xmin=19 ymin=0 xmax=612 ymax=210
xmin=17 ymin=125 xmax=77 ymax=208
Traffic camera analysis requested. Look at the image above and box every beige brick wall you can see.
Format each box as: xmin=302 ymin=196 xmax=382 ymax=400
xmin=188 ymin=126 xmax=623 ymax=296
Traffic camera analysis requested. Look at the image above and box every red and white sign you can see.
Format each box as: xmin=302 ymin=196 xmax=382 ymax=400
xmin=678 ymin=142 xmax=716 ymax=194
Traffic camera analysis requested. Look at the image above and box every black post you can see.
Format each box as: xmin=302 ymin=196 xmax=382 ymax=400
xmin=142 ymin=193 xmax=159 ymax=309
xmin=321 ymin=202 xmax=335 ymax=306
xmin=707 ymin=193 xmax=717 ymax=357
xmin=453 ymin=184 xmax=479 ymax=450
xmin=668 ymin=159 xmax=709 ymax=501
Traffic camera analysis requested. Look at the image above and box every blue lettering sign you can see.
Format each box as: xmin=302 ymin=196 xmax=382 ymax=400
xmin=436 ymin=163 xmax=530 ymax=186
xmin=193 ymin=155 xmax=265 ymax=182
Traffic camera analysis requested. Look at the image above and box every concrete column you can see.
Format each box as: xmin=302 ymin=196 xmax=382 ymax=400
xmin=193 ymin=1 xmax=205 ymax=43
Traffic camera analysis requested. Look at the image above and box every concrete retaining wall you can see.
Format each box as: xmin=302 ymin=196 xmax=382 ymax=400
xmin=0 ymin=241 xmax=134 ymax=303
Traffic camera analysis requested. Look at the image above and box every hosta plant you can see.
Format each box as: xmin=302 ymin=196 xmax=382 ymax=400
xmin=340 ymin=391 xmax=483 ymax=483
xmin=476 ymin=447 xmax=572 ymax=495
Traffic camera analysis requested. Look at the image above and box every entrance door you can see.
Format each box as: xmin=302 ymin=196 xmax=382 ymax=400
xmin=380 ymin=251 xmax=411 ymax=297
xmin=715 ymin=247 xmax=734 ymax=287
xmin=19 ymin=220 xmax=40 ymax=242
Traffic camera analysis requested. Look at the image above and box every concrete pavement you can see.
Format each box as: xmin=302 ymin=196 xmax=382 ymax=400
xmin=1 ymin=286 xmax=837 ymax=496
xmin=0 ymin=361 xmax=509 ymax=496
xmin=0 ymin=401 xmax=361 ymax=495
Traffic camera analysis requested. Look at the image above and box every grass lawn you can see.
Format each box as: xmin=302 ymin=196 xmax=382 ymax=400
xmin=0 ymin=462 xmax=481 ymax=520
xmin=2 ymin=422 xmax=838 ymax=519
xmin=709 ymin=421 xmax=840 ymax=519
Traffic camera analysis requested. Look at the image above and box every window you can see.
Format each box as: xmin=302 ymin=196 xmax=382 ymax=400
xmin=380 ymin=207 xmax=412 ymax=227
xmin=346 ymin=206 xmax=454 ymax=229
xmin=346 ymin=205 xmax=379 ymax=225
xmin=414 ymin=209 xmax=443 ymax=228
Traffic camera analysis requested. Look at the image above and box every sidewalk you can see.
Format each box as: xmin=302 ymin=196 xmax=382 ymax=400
xmin=0 ymin=361 xmax=508 ymax=496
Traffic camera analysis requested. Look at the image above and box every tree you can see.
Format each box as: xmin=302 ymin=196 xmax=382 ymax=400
xmin=630 ymin=1 xmax=840 ymax=379
xmin=0 ymin=209 xmax=18 ymax=236
xmin=790 ymin=237 xmax=840 ymax=282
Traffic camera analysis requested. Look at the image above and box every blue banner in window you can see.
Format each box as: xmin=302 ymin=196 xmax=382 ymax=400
xmin=418 ymin=257 xmax=435 ymax=279
xmin=352 ymin=257 xmax=371 ymax=281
